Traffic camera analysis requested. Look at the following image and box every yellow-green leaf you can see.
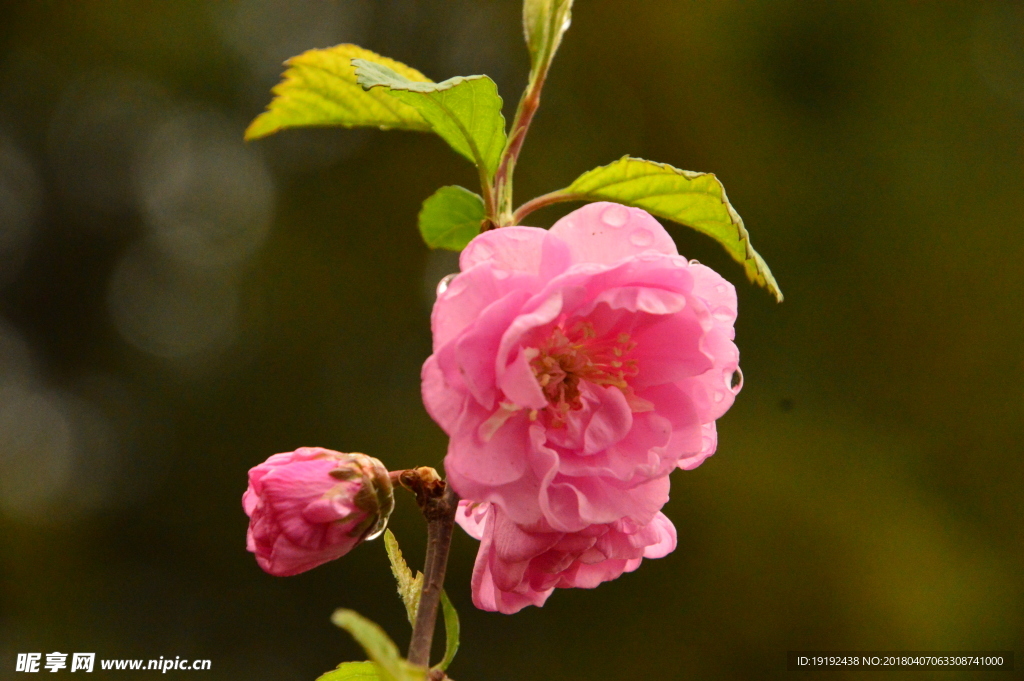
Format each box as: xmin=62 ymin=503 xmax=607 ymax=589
xmin=561 ymin=156 xmax=783 ymax=301
xmin=245 ymin=44 xmax=432 ymax=141
xmin=523 ymin=0 xmax=574 ymax=76
xmin=316 ymin=661 xmax=380 ymax=681
xmin=331 ymin=610 xmax=426 ymax=681
xmin=433 ymin=590 xmax=460 ymax=673
xmin=354 ymin=59 xmax=507 ymax=179
xmin=419 ymin=186 xmax=485 ymax=251
xmin=383 ymin=529 xmax=424 ymax=625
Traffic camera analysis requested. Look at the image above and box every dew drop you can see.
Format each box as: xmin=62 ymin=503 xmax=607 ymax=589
xmin=629 ymin=228 xmax=654 ymax=247
xmin=715 ymin=284 xmax=728 ymax=294
xmin=364 ymin=519 xmax=389 ymax=541
xmin=436 ymin=273 xmax=458 ymax=297
xmin=727 ymin=367 xmax=744 ymax=394
xmin=689 ymin=259 xmax=701 ymax=266
xmin=601 ymin=204 xmax=629 ymax=228
xmin=713 ymin=391 xmax=725 ymax=403
xmin=712 ymin=307 xmax=734 ymax=322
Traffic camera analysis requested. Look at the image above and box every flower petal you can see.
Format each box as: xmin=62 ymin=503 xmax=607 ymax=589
xmin=550 ymin=202 xmax=678 ymax=265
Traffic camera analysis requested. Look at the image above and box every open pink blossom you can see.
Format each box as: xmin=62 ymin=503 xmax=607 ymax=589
xmin=422 ymin=202 xmax=740 ymax=532
xmin=243 ymin=447 xmax=394 ymax=576
xmin=456 ymin=500 xmax=676 ymax=614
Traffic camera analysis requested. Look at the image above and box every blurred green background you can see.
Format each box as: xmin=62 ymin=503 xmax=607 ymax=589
xmin=0 ymin=1 xmax=1021 ymax=679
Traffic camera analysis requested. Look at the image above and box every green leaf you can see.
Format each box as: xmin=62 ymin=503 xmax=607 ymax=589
xmin=245 ymin=44 xmax=432 ymax=140
xmin=418 ymin=186 xmax=485 ymax=251
xmin=354 ymin=60 xmax=507 ymax=179
xmin=560 ymin=156 xmax=783 ymax=301
xmin=523 ymin=0 xmax=574 ymax=75
xmin=383 ymin=529 xmax=424 ymax=625
xmin=316 ymin=661 xmax=380 ymax=681
xmin=433 ymin=591 xmax=460 ymax=673
xmin=331 ymin=609 xmax=426 ymax=681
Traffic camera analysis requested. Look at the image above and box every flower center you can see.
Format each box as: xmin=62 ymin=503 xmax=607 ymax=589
xmin=528 ymin=321 xmax=645 ymax=426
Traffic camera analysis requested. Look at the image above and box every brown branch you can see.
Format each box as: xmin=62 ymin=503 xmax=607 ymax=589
xmin=406 ymin=479 xmax=459 ymax=668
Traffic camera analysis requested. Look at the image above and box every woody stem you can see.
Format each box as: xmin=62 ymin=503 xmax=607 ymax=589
xmin=407 ymin=482 xmax=459 ymax=668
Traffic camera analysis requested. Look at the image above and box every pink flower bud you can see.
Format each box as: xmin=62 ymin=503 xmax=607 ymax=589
xmin=457 ymin=501 xmax=677 ymax=614
xmin=243 ymin=447 xmax=394 ymax=577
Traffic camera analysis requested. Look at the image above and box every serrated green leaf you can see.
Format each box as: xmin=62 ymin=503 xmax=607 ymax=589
xmin=523 ymin=0 xmax=573 ymax=75
xmin=559 ymin=156 xmax=783 ymax=301
xmin=354 ymin=60 xmax=506 ymax=178
xmin=245 ymin=44 xmax=432 ymax=140
xmin=433 ymin=591 xmax=460 ymax=673
xmin=316 ymin=661 xmax=380 ymax=681
xmin=331 ymin=609 xmax=426 ymax=681
xmin=418 ymin=186 xmax=485 ymax=251
xmin=384 ymin=529 xmax=424 ymax=625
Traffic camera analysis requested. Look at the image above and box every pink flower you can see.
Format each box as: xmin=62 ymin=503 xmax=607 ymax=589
xmin=456 ymin=500 xmax=677 ymax=614
xmin=243 ymin=447 xmax=394 ymax=576
xmin=422 ymin=202 xmax=740 ymax=532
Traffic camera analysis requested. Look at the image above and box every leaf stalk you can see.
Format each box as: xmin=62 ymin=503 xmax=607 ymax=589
xmin=492 ymin=5 xmax=569 ymax=227
xmin=511 ymin=188 xmax=584 ymax=224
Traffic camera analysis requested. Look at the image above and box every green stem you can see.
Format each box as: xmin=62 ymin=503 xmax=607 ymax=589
xmin=492 ymin=56 xmax=557 ymax=227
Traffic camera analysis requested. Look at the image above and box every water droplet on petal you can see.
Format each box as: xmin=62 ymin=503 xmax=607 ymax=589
xmin=601 ymin=204 xmax=629 ymax=228
xmin=436 ymin=273 xmax=458 ymax=297
xmin=471 ymin=243 xmax=494 ymax=261
xmin=727 ymin=367 xmax=743 ymax=394
xmin=712 ymin=307 xmax=734 ymax=322
xmin=689 ymin=259 xmax=701 ymax=266
xmin=715 ymin=284 xmax=728 ymax=294
xmin=630 ymin=228 xmax=654 ymax=247
xmin=364 ymin=520 xmax=388 ymax=542
xmin=713 ymin=391 xmax=725 ymax=403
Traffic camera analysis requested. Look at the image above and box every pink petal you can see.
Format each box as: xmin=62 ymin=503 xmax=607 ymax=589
xmin=459 ymin=226 xmax=547 ymax=273
xmin=641 ymin=513 xmax=678 ymax=559
xmin=446 ymin=403 xmax=532 ymax=487
xmin=581 ymin=384 xmax=633 ymax=455
xmin=497 ymin=346 xmax=547 ymax=410
xmin=420 ymin=354 xmax=467 ymax=435
xmin=549 ymin=202 xmax=678 ymax=266
xmin=455 ymin=500 xmax=491 ymax=540
xmin=631 ymin=309 xmax=714 ymax=388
